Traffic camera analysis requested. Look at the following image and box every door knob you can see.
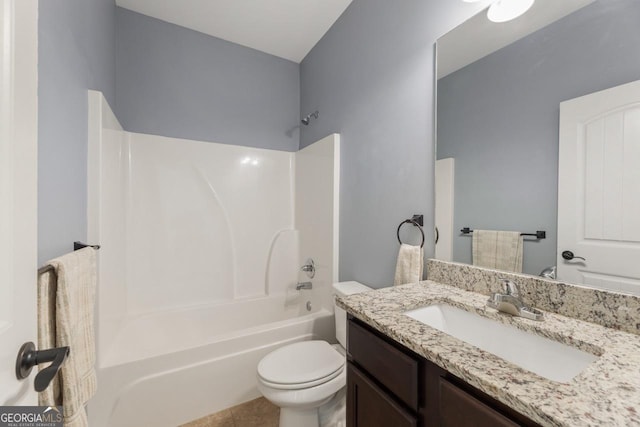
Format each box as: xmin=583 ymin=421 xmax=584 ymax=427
xmin=561 ymin=250 xmax=586 ymax=261
xmin=15 ymin=342 xmax=70 ymax=392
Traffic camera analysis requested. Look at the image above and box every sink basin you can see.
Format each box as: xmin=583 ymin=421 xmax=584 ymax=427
xmin=404 ymin=304 xmax=599 ymax=383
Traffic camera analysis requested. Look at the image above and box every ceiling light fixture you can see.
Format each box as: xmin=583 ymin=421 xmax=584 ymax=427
xmin=461 ymin=0 xmax=536 ymax=22
xmin=487 ymin=0 xmax=535 ymax=23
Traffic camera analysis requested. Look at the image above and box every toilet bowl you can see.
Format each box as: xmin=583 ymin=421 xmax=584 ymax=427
xmin=257 ymin=281 xmax=372 ymax=427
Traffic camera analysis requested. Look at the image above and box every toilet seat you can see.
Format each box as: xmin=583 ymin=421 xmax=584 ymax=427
xmin=259 ymin=365 xmax=344 ymax=390
xmin=258 ymin=341 xmax=345 ymax=390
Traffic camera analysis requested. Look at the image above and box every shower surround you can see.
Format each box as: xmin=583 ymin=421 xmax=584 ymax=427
xmin=86 ymin=91 xmax=340 ymax=426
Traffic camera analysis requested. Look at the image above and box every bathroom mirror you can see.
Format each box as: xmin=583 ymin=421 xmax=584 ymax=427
xmin=435 ymin=0 xmax=640 ymax=282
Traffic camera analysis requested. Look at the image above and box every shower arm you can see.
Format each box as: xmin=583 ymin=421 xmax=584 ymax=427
xmin=301 ymin=111 xmax=319 ymax=125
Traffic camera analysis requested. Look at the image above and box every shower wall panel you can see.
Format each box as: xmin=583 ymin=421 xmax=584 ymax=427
xmin=89 ymin=92 xmax=341 ymax=374
xmin=88 ymin=91 xmax=128 ymax=360
xmin=295 ymin=134 xmax=340 ymax=312
xmin=125 ymin=133 xmax=297 ymax=313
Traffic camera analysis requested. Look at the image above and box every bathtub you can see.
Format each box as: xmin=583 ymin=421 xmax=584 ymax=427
xmin=88 ymin=298 xmax=335 ymax=427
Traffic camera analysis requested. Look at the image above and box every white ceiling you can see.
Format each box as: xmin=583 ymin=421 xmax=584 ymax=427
xmin=437 ymin=0 xmax=596 ymax=79
xmin=116 ymin=0 xmax=353 ymax=63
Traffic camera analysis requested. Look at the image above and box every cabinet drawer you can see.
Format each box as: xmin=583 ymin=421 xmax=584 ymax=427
xmin=439 ymin=378 xmax=520 ymax=427
xmin=348 ymin=319 xmax=419 ymax=410
xmin=347 ymin=362 xmax=417 ymax=427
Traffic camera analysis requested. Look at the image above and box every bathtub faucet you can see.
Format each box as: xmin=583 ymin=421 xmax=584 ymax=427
xmin=296 ymin=282 xmax=313 ymax=290
xmin=300 ymin=258 xmax=315 ymax=279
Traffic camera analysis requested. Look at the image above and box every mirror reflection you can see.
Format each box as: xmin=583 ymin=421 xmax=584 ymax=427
xmin=435 ymin=0 xmax=640 ymax=293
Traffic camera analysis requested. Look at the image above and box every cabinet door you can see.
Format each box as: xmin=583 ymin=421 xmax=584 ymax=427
xmin=347 ymin=363 xmax=417 ymax=427
xmin=439 ymin=378 xmax=520 ymax=427
xmin=348 ymin=319 xmax=419 ymax=410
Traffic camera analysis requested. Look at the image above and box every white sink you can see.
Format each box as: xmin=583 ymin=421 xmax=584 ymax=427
xmin=404 ymin=304 xmax=599 ymax=383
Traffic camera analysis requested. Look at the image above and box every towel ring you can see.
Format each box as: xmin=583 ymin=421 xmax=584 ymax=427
xmin=397 ymin=219 xmax=425 ymax=248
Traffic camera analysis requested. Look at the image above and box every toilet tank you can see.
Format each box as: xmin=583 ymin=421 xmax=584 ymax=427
xmin=333 ymin=281 xmax=373 ymax=348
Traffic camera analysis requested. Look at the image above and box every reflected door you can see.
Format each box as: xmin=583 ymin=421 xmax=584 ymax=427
xmin=557 ymin=79 xmax=640 ymax=294
xmin=0 ymin=0 xmax=38 ymax=404
xmin=435 ymin=158 xmax=455 ymax=262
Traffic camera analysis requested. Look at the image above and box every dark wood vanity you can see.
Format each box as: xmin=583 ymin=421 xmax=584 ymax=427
xmin=346 ymin=315 xmax=541 ymax=427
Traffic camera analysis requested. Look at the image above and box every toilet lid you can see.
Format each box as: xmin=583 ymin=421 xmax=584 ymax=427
xmin=258 ymin=341 xmax=345 ymax=385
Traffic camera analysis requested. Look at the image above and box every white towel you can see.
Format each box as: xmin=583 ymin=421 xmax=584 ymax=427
xmin=38 ymin=248 xmax=97 ymax=427
xmin=394 ymin=244 xmax=424 ymax=286
xmin=472 ymin=230 xmax=523 ymax=273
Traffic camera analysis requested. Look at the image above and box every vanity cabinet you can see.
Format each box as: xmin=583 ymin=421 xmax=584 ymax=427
xmin=346 ymin=316 xmax=540 ymax=427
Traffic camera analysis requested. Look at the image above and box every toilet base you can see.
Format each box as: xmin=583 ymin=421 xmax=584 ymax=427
xmin=279 ymin=406 xmax=323 ymax=427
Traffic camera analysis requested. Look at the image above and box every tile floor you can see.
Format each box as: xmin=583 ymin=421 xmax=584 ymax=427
xmin=180 ymin=397 xmax=279 ymax=427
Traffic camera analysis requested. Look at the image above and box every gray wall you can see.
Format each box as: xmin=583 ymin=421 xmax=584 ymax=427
xmin=437 ymin=0 xmax=640 ymax=275
xmin=115 ymin=8 xmax=300 ymax=152
xmin=300 ymin=0 xmax=488 ymax=287
xmin=38 ymin=4 xmax=301 ymax=264
xmin=38 ymin=0 xmax=116 ymax=264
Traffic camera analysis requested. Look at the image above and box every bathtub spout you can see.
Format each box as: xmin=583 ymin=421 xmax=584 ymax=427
xmin=296 ymin=282 xmax=313 ymax=290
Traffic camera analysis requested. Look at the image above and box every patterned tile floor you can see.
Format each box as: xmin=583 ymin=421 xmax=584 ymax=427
xmin=179 ymin=397 xmax=279 ymax=427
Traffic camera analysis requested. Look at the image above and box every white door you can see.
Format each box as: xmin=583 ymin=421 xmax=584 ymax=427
xmin=0 ymin=0 xmax=38 ymax=404
xmin=557 ymin=79 xmax=640 ymax=295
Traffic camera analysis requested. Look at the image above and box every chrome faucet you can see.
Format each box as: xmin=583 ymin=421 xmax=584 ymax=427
xmin=296 ymin=282 xmax=313 ymax=290
xmin=486 ymin=279 xmax=543 ymax=321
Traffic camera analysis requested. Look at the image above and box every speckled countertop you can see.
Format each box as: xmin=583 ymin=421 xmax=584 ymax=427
xmin=337 ymin=281 xmax=640 ymax=427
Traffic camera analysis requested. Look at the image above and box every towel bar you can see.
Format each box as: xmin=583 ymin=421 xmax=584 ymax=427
xmin=37 ymin=242 xmax=100 ymax=275
xmin=460 ymin=228 xmax=546 ymax=239
xmin=74 ymin=241 xmax=100 ymax=251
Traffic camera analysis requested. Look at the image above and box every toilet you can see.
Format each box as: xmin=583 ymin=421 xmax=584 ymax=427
xmin=257 ymin=281 xmax=372 ymax=427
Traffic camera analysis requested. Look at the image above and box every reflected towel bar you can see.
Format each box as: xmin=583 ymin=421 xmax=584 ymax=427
xmin=37 ymin=242 xmax=100 ymax=275
xmin=460 ymin=228 xmax=546 ymax=239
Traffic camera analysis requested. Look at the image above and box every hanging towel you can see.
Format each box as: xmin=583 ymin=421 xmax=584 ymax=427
xmin=472 ymin=230 xmax=523 ymax=273
xmin=394 ymin=244 xmax=424 ymax=286
xmin=38 ymin=247 xmax=97 ymax=427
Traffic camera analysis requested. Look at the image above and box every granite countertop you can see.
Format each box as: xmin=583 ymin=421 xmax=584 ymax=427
xmin=337 ymin=281 xmax=640 ymax=427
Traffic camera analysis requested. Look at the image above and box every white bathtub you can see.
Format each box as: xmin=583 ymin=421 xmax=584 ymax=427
xmin=99 ymin=293 xmax=327 ymax=367
xmin=89 ymin=301 xmax=334 ymax=427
